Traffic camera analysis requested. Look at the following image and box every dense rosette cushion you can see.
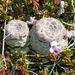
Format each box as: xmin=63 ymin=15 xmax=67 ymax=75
xmin=5 ymin=20 xmax=29 ymax=48
xmin=30 ymin=18 xmax=68 ymax=55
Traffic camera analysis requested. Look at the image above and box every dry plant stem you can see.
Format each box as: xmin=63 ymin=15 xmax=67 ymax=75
xmin=49 ymin=54 xmax=65 ymax=75
xmin=63 ymin=21 xmax=74 ymax=26
xmin=63 ymin=1 xmax=75 ymax=49
xmin=44 ymin=67 xmax=46 ymax=75
xmin=56 ymin=66 xmax=57 ymax=73
xmin=49 ymin=62 xmax=56 ymax=75
xmin=2 ymin=0 xmax=8 ymax=69
xmin=12 ymin=67 xmax=15 ymax=75
xmin=27 ymin=64 xmax=28 ymax=70
xmin=2 ymin=21 xmax=7 ymax=68
xmin=3 ymin=33 xmax=11 ymax=41
xmin=67 ymin=38 xmax=73 ymax=46
xmin=0 ymin=33 xmax=11 ymax=46
xmin=25 ymin=55 xmax=48 ymax=57
xmin=63 ymin=21 xmax=75 ymax=48
xmin=29 ymin=71 xmax=38 ymax=75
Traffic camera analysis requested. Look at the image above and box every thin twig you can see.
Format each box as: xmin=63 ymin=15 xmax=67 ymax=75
xmin=49 ymin=62 xmax=56 ymax=75
xmin=62 ymin=21 xmax=73 ymax=26
xmin=29 ymin=71 xmax=38 ymax=75
xmin=57 ymin=64 xmax=66 ymax=72
xmin=2 ymin=0 xmax=9 ymax=70
xmin=67 ymin=38 xmax=73 ymax=46
xmin=25 ymin=61 xmax=49 ymax=64
xmin=3 ymin=33 xmax=11 ymax=41
xmin=25 ymin=55 xmax=48 ymax=57
xmin=44 ymin=67 xmax=46 ymax=75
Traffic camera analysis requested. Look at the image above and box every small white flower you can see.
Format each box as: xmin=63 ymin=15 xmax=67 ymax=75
xmin=27 ymin=17 xmax=37 ymax=25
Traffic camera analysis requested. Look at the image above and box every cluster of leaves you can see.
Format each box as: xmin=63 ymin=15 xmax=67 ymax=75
xmin=54 ymin=70 xmax=75 ymax=75
xmin=0 ymin=51 xmax=11 ymax=74
xmin=7 ymin=0 xmax=72 ymax=21
xmin=48 ymin=52 xmax=58 ymax=62
xmin=61 ymin=71 xmax=75 ymax=75
xmin=59 ymin=48 xmax=75 ymax=74
xmin=0 ymin=56 xmax=5 ymax=74
xmin=39 ymin=68 xmax=49 ymax=75
xmin=60 ymin=48 xmax=73 ymax=66
xmin=0 ymin=0 xmax=74 ymax=25
xmin=39 ymin=70 xmax=45 ymax=75
xmin=7 ymin=50 xmax=29 ymax=75
xmin=15 ymin=65 xmax=28 ymax=75
xmin=0 ymin=0 xmax=13 ymax=22
xmin=32 ymin=54 xmax=42 ymax=62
